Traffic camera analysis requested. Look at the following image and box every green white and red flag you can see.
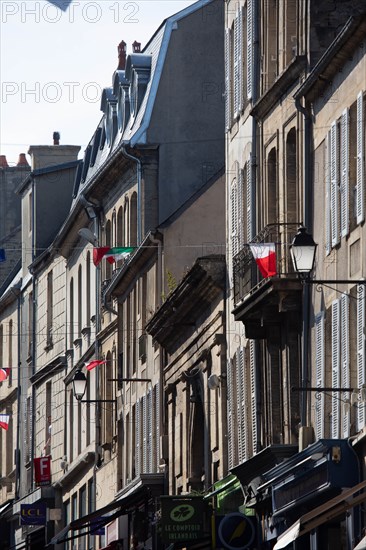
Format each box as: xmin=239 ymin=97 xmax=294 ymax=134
xmin=93 ymin=247 xmax=135 ymax=266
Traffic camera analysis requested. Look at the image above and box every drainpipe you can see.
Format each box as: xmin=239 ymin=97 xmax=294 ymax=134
xmin=121 ymin=146 xmax=142 ymax=245
xmin=295 ymin=96 xmax=312 ymax=427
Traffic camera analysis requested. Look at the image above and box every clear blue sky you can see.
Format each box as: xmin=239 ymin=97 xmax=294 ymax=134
xmin=0 ymin=0 xmax=196 ymax=166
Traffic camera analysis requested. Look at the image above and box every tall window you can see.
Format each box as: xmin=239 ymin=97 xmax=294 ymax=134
xmin=105 ymin=220 xmax=112 ymax=280
xmin=28 ymin=292 xmax=33 ymax=358
xmin=78 ymin=265 xmax=82 ymax=336
xmin=8 ymin=320 xmax=13 ymax=386
xmin=69 ymin=390 xmax=74 ymax=463
xmin=117 ymin=206 xmax=123 ymax=246
xmin=130 ymin=192 xmax=137 ymax=246
xmin=47 ymin=270 xmax=53 ymax=347
xmin=267 ymin=147 xmax=278 ymax=224
xmin=44 ymin=382 xmax=52 ymax=456
xmin=124 ymin=198 xmax=129 ymax=246
xmin=86 ymin=252 xmax=91 ymax=326
xmin=286 ymin=128 xmax=297 ymax=223
xmin=69 ymin=278 xmax=74 ymax=347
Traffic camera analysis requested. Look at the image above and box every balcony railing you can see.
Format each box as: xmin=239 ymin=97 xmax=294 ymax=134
xmin=233 ymin=223 xmax=300 ymax=305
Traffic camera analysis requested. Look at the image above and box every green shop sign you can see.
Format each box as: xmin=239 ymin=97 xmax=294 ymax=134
xmin=160 ymin=495 xmax=207 ymax=543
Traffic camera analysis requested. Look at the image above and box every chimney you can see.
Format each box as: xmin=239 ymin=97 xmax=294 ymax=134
xmin=17 ymin=153 xmax=30 ymax=167
xmin=132 ymin=41 xmax=141 ymax=53
xmin=0 ymin=155 xmax=9 ymax=168
xmin=53 ymin=132 xmax=60 ymax=145
xmin=117 ymin=40 xmax=127 ymax=70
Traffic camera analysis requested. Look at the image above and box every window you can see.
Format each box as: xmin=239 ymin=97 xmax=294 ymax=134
xmin=357 ymin=285 xmax=366 ymax=431
xmin=124 ymin=198 xmax=129 ymax=247
xmin=77 ymin=265 xmax=82 ymax=336
xmin=44 ymin=382 xmax=52 ymax=456
xmin=315 ymin=312 xmax=325 ymax=439
xmin=356 ymin=91 xmax=365 ymax=224
xmin=86 ymin=252 xmax=91 ymax=326
xmin=29 ymin=191 xmax=33 ymax=233
xmin=105 ymin=220 xmax=112 ymax=280
xmin=286 ymin=128 xmax=297 ymax=223
xmin=69 ymin=278 xmax=74 ymax=347
xmin=267 ymin=147 xmax=278 ymax=224
xmin=28 ymin=291 xmax=33 ymax=358
xmin=47 ymin=270 xmax=53 ymax=347
xmin=69 ymin=390 xmax=74 ymax=463
xmin=8 ymin=320 xmax=13 ymax=386
xmin=130 ymin=192 xmax=137 ymax=246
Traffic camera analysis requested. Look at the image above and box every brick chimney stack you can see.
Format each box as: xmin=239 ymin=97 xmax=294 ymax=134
xmin=17 ymin=153 xmax=30 ymax=167
xmin=118 ymin=40 xmax=127 ymax=70
xmin=53 ymin=132 xmax=60 ymax=145
xmin=132 ymin=41 xmax=141 ymax=53
xmin=0 ymin=155 xmax=9 ymax=168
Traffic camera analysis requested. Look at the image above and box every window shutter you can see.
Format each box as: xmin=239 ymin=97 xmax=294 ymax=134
xmin=155 ymin=382 xmax=160 ymax=472
xmin=142 ymin=395 xmax=147 ymax=472
xmin=325 ymin=133 xmax=331 ymax=255
xmin=341 ymin=294 xmax=350 ymax=438
xmin=340 ymin=108 xmax=349 ymax=238
xmin=247 ymin=0 xmax=254 ymax=100
xmin=237 ymin=347 xmax=247 ymax=463
xmin=247 ymin=154 xmax=253 ymax=242
xmin=331 ymin=300 xmax=340 ymax=438
xmin=227 ymin=358 xmax=235 ymax=469
xmin=357 ymin=91 xmax=364 ymax=224
xmin=357 ymin=285 xmax=366 ymax=430
xmin=233 ymin=15 xmax=240 ymax=117
xmin=147 ymin=390 xmax=153 ymax=472
xmin=238 ymin=8 xmax=244 ymax=112
xmin=135 ymin=399 xmax=140 ymax=477
xmin=238 ymin=167 xmax=244 ymax=250
xmin=330 ymin=121 xmax=340 ymax=247
xmin=225 ymin=28 xmax=232 ymax=132
xmin=315 ymin=312 xmax=325 ymax=439
xmin=231 ymin=174 xmax=238 ymax=257
xmin=250 ymin=341 xmax=257 ymax=454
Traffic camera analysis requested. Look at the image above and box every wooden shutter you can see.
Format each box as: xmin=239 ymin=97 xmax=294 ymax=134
xmin=237 ymin=347 xmax=247 ymax=463
xmin=147 ymin=390 xmax=153 ymax=472
xmin=357 ymin=285 xmax=366 ymax=430
xmin=331 ymin=300 xmax=340 ymax=438
xmin=325 ymin=133 xmax=331 ymax=255
xmin=315 ymin=312 xmax=325 ymax=439
xmin=250 ymin=341 xmax=257 ymax=453
xmin=231 ymin=173 xmax=238 ymax=257
xmin=341 ymin=294 xmax=350 ymax=438
xmin=135 ymin=399 xmax=140 ymax=477
xmin=142 ymin=395 xmax=147 ymax=472
xmin=225 ymin=28 xmax=232 ymax=131
xmin=238 ymin=8 xmax=244 ymax=111
xmin=247 ymin=0 xmax=254 ymax=100
xmin=238 ymin=167 xmax=244 ymax=250
xmin=356 ymin=91 xmax=364 ymax=224
xmin=340 ymin=108 xmax=349 ymax=238
xmin=227 ymin=358 xmax=235 ymax=469
xmin=246 ymin=155 xmax=253 ymax=242
xmin=330 ymin=121 xmax=340 ymax=247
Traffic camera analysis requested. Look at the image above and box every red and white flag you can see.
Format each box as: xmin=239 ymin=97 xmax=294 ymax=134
xmin=85 ymin=360 xmax=107 ymax=372
xmin=249 ymin=243 xmax=277 ymax=278
xmin=0 ymin=368 xmax=10 ymax=382
xmin=0 ymin=414 xmax=10 ymax=430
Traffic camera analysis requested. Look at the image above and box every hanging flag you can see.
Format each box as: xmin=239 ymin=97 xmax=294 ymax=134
xmin=0 ymin=368 xmax=10 ymax=382
xmin=0 ymin=249 xmax=5 ymax=263
xmin=0 ymin=414 xmax=10 ymax=430
xmin=93 ymin=247 xmax=135 ymax=266
xmin=249 ymin=243 xmax=277 ymax=278
xmin=85 ymin=360 xmax=107 ymax=372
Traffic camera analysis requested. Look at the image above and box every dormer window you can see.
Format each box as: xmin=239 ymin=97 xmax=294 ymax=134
xmin=125 ymin=54 xmax=152 ymax=121
xmin=100 ymin=88 xmax=118 ymax=148
xmin=113 ymin=70 xmax=130 ymax=133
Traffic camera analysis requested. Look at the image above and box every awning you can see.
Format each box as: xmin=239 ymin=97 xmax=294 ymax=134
xmin=0 ymin=501 xmax=12 ymax=516
xmin=354 ymin=535 xmax=366 ymax=550
xmin=274 ymin=479 xmax=366 ymax=549
xmin=203 ymin=474 xmax=239 ymax=500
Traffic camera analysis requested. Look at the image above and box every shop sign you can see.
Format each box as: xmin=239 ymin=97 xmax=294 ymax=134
xmin=20 ymin=502 xmax=47 ymax=526
xmin=160 ymin=496 xmax=206 ymax=543
xmin=34 ymin=456 xmax=51 ymax=486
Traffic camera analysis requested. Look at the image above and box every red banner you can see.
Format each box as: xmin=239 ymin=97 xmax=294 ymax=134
xmin=34 ymin=456 xmax=51 ymax=486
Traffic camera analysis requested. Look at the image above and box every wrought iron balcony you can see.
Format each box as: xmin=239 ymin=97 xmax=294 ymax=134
xmin=233 ymin=223 xmax=301 ymax=306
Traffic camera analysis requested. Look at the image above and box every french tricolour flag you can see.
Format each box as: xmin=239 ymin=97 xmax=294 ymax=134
xmin=0 ymin=415 xmax=10 ymax=430
xmin=249 ymin=243 xmax=277 ymax=278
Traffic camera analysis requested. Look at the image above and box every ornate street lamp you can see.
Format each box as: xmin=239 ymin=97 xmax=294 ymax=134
xmin=290 ymin=226 xmax=317 ymax=276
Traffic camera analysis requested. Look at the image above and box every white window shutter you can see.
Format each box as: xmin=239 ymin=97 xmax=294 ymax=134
xmin=237 ymin=347 xmax=247 ymax=463
xmin=331 ymin=300 xmax=340 ymax=438
xmin=325 ymin=133 xmax=331 ymax=255
xmin=231 ymin=174 xmax=238 ymax=257
xmin=250 ymin=340 xmax=257 ymax=453
xmin=225 ymin=28 xmax=232 ymax=132
xmin=142 ymin=395 xmax=147 ymax=472
xmin=330 ymin=121 xmax=340 ymax=247
xmin=148 ymin=390 xmax=153 ymax=472
xmin=226 ymin=358 xmax=235 ymax=469
xmin=238 ymin=167 xmax=244 ymax=250
xmin=233 ymin=15 xmax=240 ymax=117
xmin=238 ymin=8 xmax=244 ymax=112
xmin=341 ymin=294 xmax=350 ymax=438
xmin=357 ymin=91 xmax=365 ymax=224
xmin=315 ymin=312 xmax=325 ymax=440
xmin=357 ymin=285 xmax=366 ymax=431
xmin=247 ymin=0 xmax=254 ymax=100
xmin=135 ymin=398 xmax=140 ymax=477
xmin=155 ymin=382 xmax=160 ymax=472
xmin=246 ymin=155 xmax=253 ymax=242
xmin=340 ymin=108 xmax=349 ymax=238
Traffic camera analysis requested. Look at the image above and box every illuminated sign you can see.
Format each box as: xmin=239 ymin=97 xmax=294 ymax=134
xmin=34 ymin=456 xmax=51 ymax=486
xmin=20 ymin=502 xmax=47 ymax=525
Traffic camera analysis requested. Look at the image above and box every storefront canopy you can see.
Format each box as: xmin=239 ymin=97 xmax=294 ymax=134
xmin=273 ymin=479 xmax=366 ymax=549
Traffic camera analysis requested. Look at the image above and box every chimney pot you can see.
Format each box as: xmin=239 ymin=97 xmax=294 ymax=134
xmin=132 ymin=41 xmax=141 ymax=53
xmin=0 ymin=155 xmax=9 ymax=168
xmin=118 ymin=40 xmax=127 ymax=70
xmin=53 ymin=132 xmax=60 ymax=145
xmin=17 ymin=153 xmax=30 ymax=167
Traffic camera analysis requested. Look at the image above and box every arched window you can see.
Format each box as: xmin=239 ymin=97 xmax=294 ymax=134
xmin=105 ymin=220 xmax=112 ymax=280
xmin=267 ymin=147 xmax=278 ymax=224
xmin=117 ymin=206 xmax=123 ymax=247
xmin=69 ymin=278 xmax=74 ymax=347
xmin=124 ymin=198 xmax=129 ymax=247
xmin=86 ymin=252 xmax=91 ymax=327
